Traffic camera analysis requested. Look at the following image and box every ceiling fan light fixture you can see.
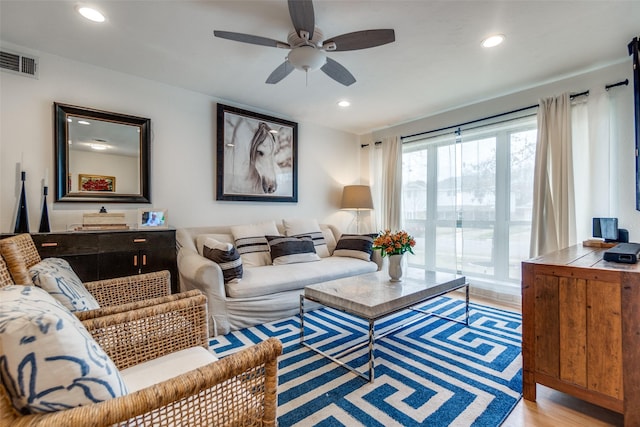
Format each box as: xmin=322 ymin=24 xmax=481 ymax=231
xmin=288 ymin=46 xmax=326 ymax=72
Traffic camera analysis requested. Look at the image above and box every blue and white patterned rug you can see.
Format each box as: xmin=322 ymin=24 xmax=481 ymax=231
xmin=210 ymin=297 xmax=522 ymax=427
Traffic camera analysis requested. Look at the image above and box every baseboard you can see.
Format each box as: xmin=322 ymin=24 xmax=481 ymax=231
xmin=451 ymin=285 xmax=521 ymax=310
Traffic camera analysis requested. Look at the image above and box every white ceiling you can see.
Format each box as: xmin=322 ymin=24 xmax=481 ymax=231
xmin=1 ymin=1 xmax=638 ymax=135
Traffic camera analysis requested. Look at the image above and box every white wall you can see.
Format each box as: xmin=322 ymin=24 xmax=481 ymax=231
xmin=369 ymin=61 xmax=640 ymax=242
xmin=0 ymin=47 xmax=362 ymax=233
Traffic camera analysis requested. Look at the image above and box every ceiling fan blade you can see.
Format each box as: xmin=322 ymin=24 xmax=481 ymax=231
xmin=214 ymin=30 xmax=289 ymax=48
xmin=323 ymin=29 xmax=395 ymax=51
xmin=266 ymin=61 xmax=295 ymax=84
xmin=321 ymin=57 xmax=356 ymax=86
xmin=288 ymin=0 xmax=315 ymax=40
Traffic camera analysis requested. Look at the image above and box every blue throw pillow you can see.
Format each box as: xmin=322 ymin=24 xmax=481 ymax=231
xmin=29 ymin=258 xmax=100 ymax=312
xmin=0 ymin=285 xmax=127 ymax=414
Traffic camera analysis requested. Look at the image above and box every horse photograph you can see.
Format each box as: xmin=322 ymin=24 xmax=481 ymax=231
xmin=217 ymin=104 xmax=297 ymax=202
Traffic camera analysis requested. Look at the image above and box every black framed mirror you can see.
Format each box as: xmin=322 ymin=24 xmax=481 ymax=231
xmin=54 ymin=103 xmax=151 ymax=203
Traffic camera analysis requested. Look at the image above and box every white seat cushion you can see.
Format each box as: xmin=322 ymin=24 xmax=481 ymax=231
xmin=225 ymin=256 xmax=377 ymax=298
xmin=120 ymin=347 xmax=218 ymax=393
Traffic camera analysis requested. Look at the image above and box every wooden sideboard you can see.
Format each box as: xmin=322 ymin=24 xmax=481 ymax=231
xmin=29 ymin=229 xmax=178 ymax=293
xmin=522 ymin=245 xmax=640 ymax=426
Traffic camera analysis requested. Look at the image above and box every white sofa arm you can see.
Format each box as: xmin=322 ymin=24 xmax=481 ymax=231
xmin=371 ymin=250 xmax=383 ymax=270
xmin=177 ymin=248 xmax=231 ymax=335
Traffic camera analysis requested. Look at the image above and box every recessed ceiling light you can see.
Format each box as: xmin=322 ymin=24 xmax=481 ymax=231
xmin=77 ymin=120 xmax=91 ymax=125
xmin=90 ymin=143 xmax=108 ymax=150
xmin=481 ymin=34 xmax=505 ymax=48
xmin=77 ymin=6 xmax=106 ymax=23
xmin=338 ymin=100 xmax=351 ymax=107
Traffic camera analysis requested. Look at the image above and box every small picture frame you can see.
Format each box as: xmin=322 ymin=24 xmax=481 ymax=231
xmin=138 ymin=208 xmax=168 ymax=229
xmin=78 ymin=174 xmax=115 ymax=192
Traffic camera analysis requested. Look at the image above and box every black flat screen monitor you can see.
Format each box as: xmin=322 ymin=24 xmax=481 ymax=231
xmin=593 ymin=217 xmax=618 ymax=241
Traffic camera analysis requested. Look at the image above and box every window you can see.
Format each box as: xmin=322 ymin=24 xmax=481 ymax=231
xmin=402 ymin=114 xmax=537 ymax=293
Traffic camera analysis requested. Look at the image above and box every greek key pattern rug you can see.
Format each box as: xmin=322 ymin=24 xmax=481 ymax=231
xmin=209 ymin=297 xmax=522 ymax=427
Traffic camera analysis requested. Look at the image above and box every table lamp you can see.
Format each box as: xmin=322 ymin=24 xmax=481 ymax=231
xmin=340 ymin=185 xmax=373 ymax=233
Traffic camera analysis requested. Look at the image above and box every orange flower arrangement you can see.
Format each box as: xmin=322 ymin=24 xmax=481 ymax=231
xmin=372 ymin=230 xmax=416 ymax=257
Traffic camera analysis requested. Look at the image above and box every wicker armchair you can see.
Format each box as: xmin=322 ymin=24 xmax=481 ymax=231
xmin=0 ymin=256 xmax=13 ymax=288
xmin=0 ymin=290 xmax=283 ymax=427
xmin=0 ymin=233 xmax=170 ymax=306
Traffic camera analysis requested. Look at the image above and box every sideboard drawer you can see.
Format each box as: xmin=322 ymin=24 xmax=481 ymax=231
xmin=32 ymin=233 xmax=99 ymax=257
xmin=98 ymin=231 xmax=173 ymax=252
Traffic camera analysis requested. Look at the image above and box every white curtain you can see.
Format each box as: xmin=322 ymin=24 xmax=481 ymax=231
xmin=573 ymin=88 xmax=626 ymax=241
xmin=573 ymin=92 xmax=610 ymax=240
xmin=530 ymin=93 xmax=576 ymax=257
xmin=368 ymin=136 xmax=402 ymax=232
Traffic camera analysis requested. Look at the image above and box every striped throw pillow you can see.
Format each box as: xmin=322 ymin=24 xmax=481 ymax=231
xmin=283 ymin=218 xmax=330 ymax=257
xmin=332 ymin=234 xmax=374 ymax=261
xmin=202 ymin=238 xmax=243 ymax=283
xmin=266 ymin=236 xmax=321 ymax=265
xmin=231 ymin=221 xmax=280 ymax=267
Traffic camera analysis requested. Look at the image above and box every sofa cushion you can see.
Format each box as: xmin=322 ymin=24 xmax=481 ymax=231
xmin=231 ymin=221 xmax=281 ymax=267
xmin=321 ymin=228 xmax=337 ymax=255
xmin=225 ymin=256 xmax=378 ymax=298
xmin=283 ymin=218 xmax=330 ymax=258
xmin=332 ymin=234 xmax=374 ymax=261
xmin=0 ymin=285 xmax=127 ymax=414
xmin=266 ymin=235 xmax=320 ymax=265
xmin=29 ymin=258 xmax=100 ymax=312
xmin=202 ymin=238 xmax=243 ymax=283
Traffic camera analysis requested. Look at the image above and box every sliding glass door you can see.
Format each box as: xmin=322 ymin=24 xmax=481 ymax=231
xmin=402 ymin=115 xmax=537 ymax=291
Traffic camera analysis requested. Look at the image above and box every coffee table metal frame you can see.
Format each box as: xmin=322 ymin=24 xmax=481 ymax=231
xmin=299 ymin=274 xmax=469 ymax=382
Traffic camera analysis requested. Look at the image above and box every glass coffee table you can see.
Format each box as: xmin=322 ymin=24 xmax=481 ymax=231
xmin=299 ymin=268 xmax=468 ymax=382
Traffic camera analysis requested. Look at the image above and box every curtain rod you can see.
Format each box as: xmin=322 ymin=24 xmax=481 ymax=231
xmin=399 ymin=103 xmax=540 ymax=141
xmin=362 ymin=78 xmax=629 ymax=147
xmin=606 ymin=79 xmax=629 ymax=90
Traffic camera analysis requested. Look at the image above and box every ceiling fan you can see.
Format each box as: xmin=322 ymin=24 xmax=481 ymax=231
xmin=213 ymin=0 xmax=395 ymax=86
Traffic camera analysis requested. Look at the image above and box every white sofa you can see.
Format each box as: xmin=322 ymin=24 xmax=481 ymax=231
xmin=176 ymin=222 xmax=381 ymax=335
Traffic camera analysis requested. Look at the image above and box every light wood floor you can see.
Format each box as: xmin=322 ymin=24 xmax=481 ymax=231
xmin=469 ymin=294 xmax=624 ymax=427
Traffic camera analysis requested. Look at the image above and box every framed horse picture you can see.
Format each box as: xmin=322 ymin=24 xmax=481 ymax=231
xmin=216 ymin=103 xmax=298 ymax=202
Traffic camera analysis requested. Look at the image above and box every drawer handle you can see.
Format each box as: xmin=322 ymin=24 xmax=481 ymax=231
xmin=40 ymin=242 xmax=58 ymax=247
xmin=133 ymin=238 xmax=147 ymax=243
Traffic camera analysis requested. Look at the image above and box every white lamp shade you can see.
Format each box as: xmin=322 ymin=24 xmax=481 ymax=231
xmin=288 ymin=46 xmax=327 ymax=71
xmin=341 ymin=185 xmax=373 ymax=210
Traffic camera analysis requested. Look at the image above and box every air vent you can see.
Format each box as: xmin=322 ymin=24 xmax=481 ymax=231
xmin=0 ymin=49 xmax=38 ymax=79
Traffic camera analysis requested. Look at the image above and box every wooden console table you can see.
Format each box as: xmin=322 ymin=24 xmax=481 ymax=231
xmin=30 ymin=229 xmax=178 ymax=293
xmin=522 ymin=245 xmax=640 ymax=426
